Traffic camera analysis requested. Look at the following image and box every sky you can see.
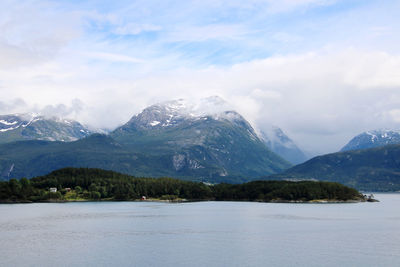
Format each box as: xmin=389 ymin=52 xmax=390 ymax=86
xmin=0 ymin=0 xmax=400 ymax=155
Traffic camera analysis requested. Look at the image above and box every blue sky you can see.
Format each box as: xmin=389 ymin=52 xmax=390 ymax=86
xmin=67 ymin=0 xmax=398 ymax=66
xmin=1 ymin=0 xmax=400 ymax=153
xmin=37 ymin=0 xmax=396 ymax=67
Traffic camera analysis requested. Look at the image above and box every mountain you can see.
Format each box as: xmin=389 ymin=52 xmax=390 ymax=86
xmin=260 ymin=126 xmax=308 ymax=164
xmin=0 ymin=134 xmax=166 ymax=181
xmin=0 ymin=97 xmax=291 ymax=182
xmin=0 ymin=113 xmax=92 ymax=144
xmin=268 ymin=144 xmax=400 ymax=191
xmin=341 ymin=129 xmax=400 ymax=151
xmin=110 ymin=97 xmax=291 ymax=180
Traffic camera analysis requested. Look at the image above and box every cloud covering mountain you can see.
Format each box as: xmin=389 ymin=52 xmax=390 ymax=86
xmin=1 ymin=0 xmax=400 ymax=154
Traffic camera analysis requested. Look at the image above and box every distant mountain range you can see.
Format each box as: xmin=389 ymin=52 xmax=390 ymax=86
xmin=269 ymin=144 xmax=400 ymax=191
xmin=0 ymin=113 xmax=92 ymax=144
xmin=260 ymin=126 xmax=307 ymax=164
xmin=0 ymin=97 xmax=291 ymax=182
xmin=265 ymin=128 xmax=400 ymax=191
xmin=341 ymin=129 xmax=400 ymax=151
xmin=4 ymin=98 xmax=400 ymax=191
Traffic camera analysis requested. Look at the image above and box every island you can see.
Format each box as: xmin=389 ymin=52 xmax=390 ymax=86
xmin=0 ymin=167 xmax=369 ymax=203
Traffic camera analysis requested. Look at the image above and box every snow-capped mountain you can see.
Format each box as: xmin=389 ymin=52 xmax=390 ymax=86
xmin=0 ymin=113 xmax=92 ymax=144
xmin=260 ymin=126 xmax=308 ymax=164
xmin=0 ymin=97 xmax=291 ymax=183
xmin=111 ymin=96 xmax=291 ymax=180
xmin=121 ymin=96 xmax=240 ymax=129
xmin=341 ymin=129 xmax=400 ymax=152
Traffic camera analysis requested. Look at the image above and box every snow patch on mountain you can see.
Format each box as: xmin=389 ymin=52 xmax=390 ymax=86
xmin=0 ymin=113 xmax=94 ymax=143
xmin=341 ymin=129 xmax=400 ymax=151
xmin=134 ymin=96 xmax=235 ymax=126
xmin=0 ymin=120 xmax=18 ymax=126
xmin=149 ymin=121 xmax=160 ymax=126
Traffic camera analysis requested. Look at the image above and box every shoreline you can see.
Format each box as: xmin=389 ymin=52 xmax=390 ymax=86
xmin=0 ymin=198 xmax=370 ymax=204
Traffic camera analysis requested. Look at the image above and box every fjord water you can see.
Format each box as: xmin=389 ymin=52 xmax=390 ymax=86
xmin=1 ymin=194 xmax=399 ymax=267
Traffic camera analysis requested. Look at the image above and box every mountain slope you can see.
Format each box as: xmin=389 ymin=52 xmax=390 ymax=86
xmin=0 ymin=134 xmax=182 ymax=181
xmin=260 ymin=126 xmax=307 ymax=164
xmin=269 ymin=144 xmax=400 ymax=191
xmin=0 ymin=133 xmax=287 ymax=183
xmin=0 ymin=113 xmax=91 ymax=144
xmin=341 ymin=129 xmax=400 ymax=151
xmin=111 ymin=97 xmax=291 ymax=179
xmin=0 ymin=97 xmax=291 ymax=182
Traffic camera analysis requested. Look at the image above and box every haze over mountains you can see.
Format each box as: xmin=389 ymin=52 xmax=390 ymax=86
xmin=2 ymin=97 xmax=400 ymax=191
xmin=111 ymin=96 xmax=306 ymax=164
xmin=0 ymin=96 xmax=307 ymax=164
xmin=0 ymin=96 xmax=295 ymax=182
xmin=260 ymin=126 xmax=307 ymax=164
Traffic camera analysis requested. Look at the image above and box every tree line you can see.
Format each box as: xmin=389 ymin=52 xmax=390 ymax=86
xmin=0 ymin=167 xmax=364 ymax=202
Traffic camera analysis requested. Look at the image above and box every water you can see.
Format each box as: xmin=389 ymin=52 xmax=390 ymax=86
xmin=1 ymin=194 xmax=399 ymax=267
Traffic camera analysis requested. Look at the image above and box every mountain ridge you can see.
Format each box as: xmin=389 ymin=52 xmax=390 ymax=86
xmin=111 ymin=97 xmax=291 ymax=179
xmin=0 ymin=97 xmax=291 ymax=182
xmin=341 ymin=129 xmax=400 ymax=152
xmin=268 ymin=143 xmax=400 ymax=191
xmin=0 ymin=113 xmax=92 ymax=144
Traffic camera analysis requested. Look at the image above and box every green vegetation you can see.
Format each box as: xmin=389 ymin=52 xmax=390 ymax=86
xmin=0 ymin=168 xmax=364 ymax=203
xmin=111 ymin=115 xmax=291 ymax=179
xmin=0 ymin=108 xmax=291 ymax=184
xmin=213 ymin=180 xmax=363 ymax=202
xmin=268 ymin=144 xmax=400 ymax=191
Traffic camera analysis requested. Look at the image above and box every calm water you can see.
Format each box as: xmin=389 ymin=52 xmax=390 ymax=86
xmin=1 ymin=194 xmax=399 ymax=267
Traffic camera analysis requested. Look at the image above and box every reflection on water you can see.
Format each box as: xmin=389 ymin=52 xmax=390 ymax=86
xmin=1 ymin=194 xmax=399 ymax=267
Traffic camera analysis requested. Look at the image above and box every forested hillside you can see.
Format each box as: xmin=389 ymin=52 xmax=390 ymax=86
xmin=0 ymin=168 xmax=364 ymax=202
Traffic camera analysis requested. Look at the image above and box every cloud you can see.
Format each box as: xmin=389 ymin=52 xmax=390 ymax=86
xmin=0 ymin=1 xmax=81 ymax=69
xmin=83 ymin=52 xmax=144 ymax=63
xmin=0 ymin=98 xmax=28 ymax=114
xmin=250 ymin=88 xmax=282 ymax=100
xmin=2 ymin=47 xmax=400 ymax=154
xmin=38 ymin=99 xmax=85 ymax=119
xmin=387 ymin=109 xmax=400 ymax=124
xmin=1 ymin=0 xmax=400 ymax=156
xmin=117 ymin=48 xmax=400 ymax=153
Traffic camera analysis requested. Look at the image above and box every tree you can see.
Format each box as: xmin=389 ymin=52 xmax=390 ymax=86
xmin=75 ymin=186 xmax=83 ymax=194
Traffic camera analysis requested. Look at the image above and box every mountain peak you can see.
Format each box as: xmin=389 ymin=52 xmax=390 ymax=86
xmin=259 ymin=125 xmax=307 ymax=164
xmin=152 ymin=95 xmax=231 ymax=117
xmin=125 ymin=96 xmax=236 ymax=130
xmin=111 ymin=96 xmax=291 ymax=179
xmin=0 ymin=113 xmax=92 ymax=143
xmin=341 ymin=129 xmax=400 ymax=152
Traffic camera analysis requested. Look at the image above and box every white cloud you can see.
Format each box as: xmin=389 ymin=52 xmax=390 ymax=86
xmin=1 ymin=0 xmax=400 ymax=156
xmin=112 ymin=48 xmax=400 ymax=153
xmin=2 ymin=35 xmax=400 ymax=154
xmin=0 ymin=1 xmax=81 ymax=69
xmin=251 ymin=88 xmax=282 ymax=100
xmin=83 ymin=52 xmax=144 ymax=63
xmin=388 ymin=109 xmax=400 ymax=124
